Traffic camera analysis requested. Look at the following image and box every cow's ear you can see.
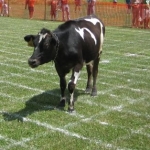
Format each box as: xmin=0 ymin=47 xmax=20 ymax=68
xmin=24 ymin=35 xmax=35 ymax=47
xmin=50 ymin=34 xmax=57 ymax=46
xmin=51 ymin=37 xmax=57 ymax=46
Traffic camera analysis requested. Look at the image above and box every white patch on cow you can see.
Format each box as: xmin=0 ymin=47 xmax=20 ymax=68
xmin=84 ymin=18 xmax=100 ymax=25
xmin=68 ymin=71 xmax=80 ymax=85
xmin=75 ymin=27 xmax=97 ymax=45
xmin=60 ymin=97 xmax=66 ymax=101
xmin=70 ymin=93 xmax=74 ymax=108
xmin=74 ymin=71 xmax=80 ymax=84
xmin=38 ymin=33 xmax=47 ymax=43
xmin=35 ymin=33 xmax=47 ymax=51
xmin=99 ymin=21 xmax=104 ymax=53
xmin=85 ymin=18 xmax=104 ymax=53
xmin=85 ymin=60 xmax=93 ymax=65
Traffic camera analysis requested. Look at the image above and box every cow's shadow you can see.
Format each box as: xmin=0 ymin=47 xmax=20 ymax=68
xmin=2 ymin=88 xmax=86 ymax=122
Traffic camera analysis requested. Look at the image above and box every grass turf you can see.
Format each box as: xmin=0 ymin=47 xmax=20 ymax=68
xmin=0 ymin=17 xmax=150 ymax=150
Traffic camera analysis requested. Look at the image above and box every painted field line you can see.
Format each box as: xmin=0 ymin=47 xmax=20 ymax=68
xmin=121 ymin=109 xmax=150 ymax=120
xmin=0 ymin=62 xmax=56 ymax=76
xmin=0 ymin=56 xmax=53 ymax=70
xmin=2 ymin=69 xmax=148 ymax=97
xmin=0 ymin=56 xmax=27 ymax=63
xmin=0 ymin=80 xmax=44 ymax=93
xmin=0 ymin=132 xmax=47 ymax=150
xmin=1 ymin=71 xmax=144 ymax=102
xmin=1 ymin=72 xmax=149 ymax=107
xmin=77 ymin=81 xmax=149 ymax=98
xmin=0 ymin=81 xmax=61 ymax=99
xmin=0 ymin=134 xmax=29 ymax=150
xmin=0 ymin=111 xmax=118 ymax=150
xmin=0 ymin=49 xmax=27 ymax=57
xmin=1 ymin=77 xmax=149 ymax=120
xmin=2 ymin=50 xmax=150 ymax=79
xmin=112 ymin=126 xmax=150 ymax=146
xmin=101 ymin=68 xmax=150 ymax=79
xmin=1 ymin=72 xmax=59 ymax=85
xmin=0 ymin=111 xmax=132 ymax=150
xmin=0 ymin=93 xmax=14 ymax=99
xmin=65 ymin=94 xmax=149 ymax=132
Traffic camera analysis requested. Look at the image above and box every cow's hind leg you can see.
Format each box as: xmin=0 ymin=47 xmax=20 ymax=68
xmin=91 ymin=55 xmax=100 ymax=96
xmin=68 ymin=64 xmax=83 ymax=112
xmin=85 ymin=64 xmax=93 ymax=93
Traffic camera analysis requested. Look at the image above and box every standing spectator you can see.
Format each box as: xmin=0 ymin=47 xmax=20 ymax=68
xmin=141 ymin=0 xmax=150 ymax=28
xmin=25 ymin=0 xmax=35 ymax=19
xmin=87 ymin=0 xmax=96 ymax=15
xmin=48 ymin=0 xmax=58 ymax=21
xmin=131 ymin=0 xmax=142 ymax=28
xmin=75 ymin=0 xmax=81 ymax=13
xmin=61 ymin=0 xmax=70 ymax=21
xmin=113 ymin=0 xmax=117 ymax=7
xmin=2 ymin=1 xmax=8 ymax=16
xmin=0 ymin=0 xmax=4 ymax=16
xmin=126 ymin=0 xmax=131 ymax=13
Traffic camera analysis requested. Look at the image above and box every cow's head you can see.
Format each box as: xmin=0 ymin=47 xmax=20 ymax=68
xmin=24 ymin=28 xmax=58 ymax=68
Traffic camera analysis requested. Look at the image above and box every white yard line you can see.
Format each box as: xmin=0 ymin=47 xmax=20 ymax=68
xmin=0 ymin=111 xmax=122 ymax=150
xmin=0 ymin=133 xmax=45 ymax=150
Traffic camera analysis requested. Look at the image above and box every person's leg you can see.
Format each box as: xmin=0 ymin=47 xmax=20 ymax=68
xmin=65 ymin=5 xmax=70 ymax=20
xmin=62 ymin=5 xmax=65 ymax=21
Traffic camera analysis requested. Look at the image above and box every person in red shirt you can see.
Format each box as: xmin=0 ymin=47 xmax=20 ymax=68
xmin=25 ymin=0 xmax=35 ymax=19
xmin=61 ymin=0 xmax=70 ymax=21
xmin=0 ymin=0 xmax=4 ymax=15
xmin=75 ymin=0 xmax=81 ymax=13
xmin=48 ymin=0 xmax=58 ymax=20
xmin=87 ymin=0 xmax=96 ymax=15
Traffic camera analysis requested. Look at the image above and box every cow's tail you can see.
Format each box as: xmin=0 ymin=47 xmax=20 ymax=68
xmin=99 ymin=21 xmax=105 ymax=55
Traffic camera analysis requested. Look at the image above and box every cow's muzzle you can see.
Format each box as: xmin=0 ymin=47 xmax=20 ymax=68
xmin=28 ymin=58 xmax=40 ymax=68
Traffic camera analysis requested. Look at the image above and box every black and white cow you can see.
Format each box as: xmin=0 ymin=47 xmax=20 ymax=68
xmin=24 ymin=15 xmax=105 ymax=112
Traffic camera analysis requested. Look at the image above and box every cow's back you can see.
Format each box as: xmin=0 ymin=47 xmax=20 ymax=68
xmin=54 ymin=15 xmax=105 ymax=64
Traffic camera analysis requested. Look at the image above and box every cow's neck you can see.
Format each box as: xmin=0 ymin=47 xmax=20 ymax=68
xmin=52 ymin=33 xmax=59 ymax=62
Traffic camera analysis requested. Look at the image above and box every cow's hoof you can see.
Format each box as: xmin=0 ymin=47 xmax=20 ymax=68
xmin=58 ymin=99 xmax=66 ymax=107
xmin=68 ymin=107 xmax=74 ymax=113
xmin=91 ymin=90 xmax=97 ymax=96
xmin=91 ymin=92 xmax=97 ymax=96
xmin=85 ymin=88 xmax=92 ymax=94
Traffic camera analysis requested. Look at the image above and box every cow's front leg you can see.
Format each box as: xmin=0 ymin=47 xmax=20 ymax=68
xmin=59 ymin=76 xmax=67 ymax=107
xmin=68 ymin=64 xmax=83 ymax=112
xmin=55 ymin=64 xmax=67 ymax=108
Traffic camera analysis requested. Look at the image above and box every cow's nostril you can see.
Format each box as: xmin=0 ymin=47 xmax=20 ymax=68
xmin=28 ymin=58 xmax=37 ymax=67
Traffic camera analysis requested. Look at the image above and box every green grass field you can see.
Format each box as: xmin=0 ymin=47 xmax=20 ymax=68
xmin=0 ymin=17 xmax=150 ymax=150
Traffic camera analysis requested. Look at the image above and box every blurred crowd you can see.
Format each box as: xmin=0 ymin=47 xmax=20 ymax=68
xmin=0 ymin=0 xmax=8 ymax=16
xmin=127 ymin=0 xmax=150 ymax=29
xmin=1 ymin=0 xmax=150 ymax=29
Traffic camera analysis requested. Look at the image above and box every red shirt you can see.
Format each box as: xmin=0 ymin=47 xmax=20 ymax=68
xmin=26 ymin=0 xmax=35 ymax=7
xmin=50 ymin=0 xmax=58 ymax=10
xmin=61 ymin=0 xmax=68 ymax=5
xmin=75 ymin=0 xmax=81 ymax=5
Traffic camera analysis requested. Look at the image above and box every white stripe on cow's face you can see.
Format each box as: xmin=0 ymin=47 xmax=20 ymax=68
xmin=38 ymin=33 xmax=47 ymax=43
xmin=35 ymin=33 xmax=48 ymax=51
xmin=75 ymin=27 xmax=97 ymax=45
